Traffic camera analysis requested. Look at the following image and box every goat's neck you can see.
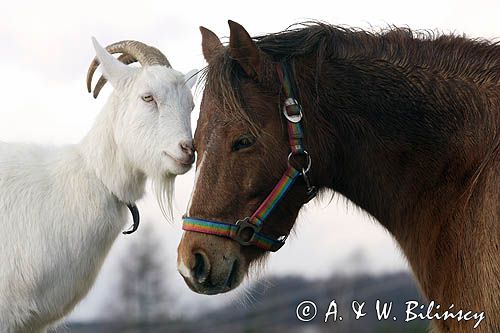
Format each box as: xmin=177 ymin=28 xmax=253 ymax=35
xmin=79 ymin=95 xmax=146 ymax=204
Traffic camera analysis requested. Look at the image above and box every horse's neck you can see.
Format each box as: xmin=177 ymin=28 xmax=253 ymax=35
xmin=304 ymin=56 xmax=485 ymax=222
xmin=79 ymin=96 xmax=146 ymax=204
xmin=302 ymin=52 xmax=498 ymax=315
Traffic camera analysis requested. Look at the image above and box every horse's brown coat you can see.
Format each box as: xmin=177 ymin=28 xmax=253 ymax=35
xmin=179 ymin=21 xmax=499 ymax=332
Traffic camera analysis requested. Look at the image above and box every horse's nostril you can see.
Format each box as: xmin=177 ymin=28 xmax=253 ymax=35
xmin=193 ymin=252 xmax=210 ymax=284
xmin=193 ymin=253 xmax=204 ymax=277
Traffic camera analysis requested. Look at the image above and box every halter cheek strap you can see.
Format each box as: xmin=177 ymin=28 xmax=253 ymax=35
xmin=183 ymin=167 xmax=301 ymax=252
xmin=182 ymin=62 xmax=317 ymax=252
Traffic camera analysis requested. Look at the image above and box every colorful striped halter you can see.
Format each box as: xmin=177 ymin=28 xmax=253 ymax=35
xmin=182 ymin=62 xmax=317 ymax=252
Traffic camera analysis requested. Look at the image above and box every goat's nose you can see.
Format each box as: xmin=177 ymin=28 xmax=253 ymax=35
xmin=192 ymin=251 xmax=210 ymax=284
xmin=180 ymin=139 xmax=194 ymax=156
xmin=178 ymin=139 xmax=195 ymax=164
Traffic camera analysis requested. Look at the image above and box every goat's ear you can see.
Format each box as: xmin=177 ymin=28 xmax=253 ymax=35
xmin=200 ymin=27 xmax=223 ymax=63
xmin=92 ymin=37 xmax=135 ymax=89
xmin=184 ymin=69 xmax=198 ymax=90
xmin=228 ymin=20 xmax=261 ymax=79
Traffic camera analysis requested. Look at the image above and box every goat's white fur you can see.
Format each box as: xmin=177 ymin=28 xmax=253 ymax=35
xmin=0 ymin=38 xmax=198 ymax=332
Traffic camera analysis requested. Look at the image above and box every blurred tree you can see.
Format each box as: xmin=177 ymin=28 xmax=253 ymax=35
xmin=107 ymin=223 xmax=172 ymax=324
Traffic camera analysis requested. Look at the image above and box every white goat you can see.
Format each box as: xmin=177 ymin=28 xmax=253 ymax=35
xmin=0 ymin=38 xmax=198 ymax=332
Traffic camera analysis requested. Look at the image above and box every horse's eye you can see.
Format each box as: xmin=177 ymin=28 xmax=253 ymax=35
xmin=141 ymin=95 xmax=154 ymax=103
xmin=232 ymin=135 xmax=256 ymax=151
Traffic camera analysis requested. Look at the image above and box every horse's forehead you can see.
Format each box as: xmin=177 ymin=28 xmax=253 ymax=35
xmin=197 ymin=113 xmax=249 ymax=159
xmin=198 ymin=93 xmax=229 ymax=133
xmin=194 ymin=103 xmax=219 ymax=145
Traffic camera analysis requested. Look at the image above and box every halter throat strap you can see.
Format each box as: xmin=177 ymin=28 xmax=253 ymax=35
xmin=182 ymin=61 xmax=317 ymax=252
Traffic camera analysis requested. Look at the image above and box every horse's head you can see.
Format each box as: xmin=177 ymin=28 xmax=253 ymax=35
xmin=177 ymin=21 xmax=313 ymax=294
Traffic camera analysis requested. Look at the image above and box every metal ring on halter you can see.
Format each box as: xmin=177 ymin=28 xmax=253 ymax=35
xmin=287 ymin=150 xmax=312 ymax=174
xmin=234 ymin=217 xmax=261 ymax=246
xmin=283 ymin=98 xmax=303 ymax=123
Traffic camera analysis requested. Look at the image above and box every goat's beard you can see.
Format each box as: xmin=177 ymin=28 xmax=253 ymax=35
xmin=152 ymin=173 xmax=175 ymax=222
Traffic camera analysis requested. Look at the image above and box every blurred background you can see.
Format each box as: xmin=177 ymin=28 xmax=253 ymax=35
xmin=0 ymin=0 xmax=497 ymax=331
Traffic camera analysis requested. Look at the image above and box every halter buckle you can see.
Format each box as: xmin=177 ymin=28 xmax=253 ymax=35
xmin=305 ymin=185 xmax=318 ymax=203
xmin=283 ymin=98 xmax=303 ymax=123
xmin=302 ymin=169 xmax=318 ymax=203
xmin=234 ymin=217 xmax=261 ymax=246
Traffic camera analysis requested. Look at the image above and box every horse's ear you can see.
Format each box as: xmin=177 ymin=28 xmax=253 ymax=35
xmin=200 ymin=26 xmax=223 ymax=63
xmin=228 ymin=20 xmax=261 ymax=79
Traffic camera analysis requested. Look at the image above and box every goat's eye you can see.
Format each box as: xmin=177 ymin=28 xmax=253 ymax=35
xmin=141 ymin=95 xmax=154 ymax=102
xmin=232 ymin=135 xmax=256 ymax=151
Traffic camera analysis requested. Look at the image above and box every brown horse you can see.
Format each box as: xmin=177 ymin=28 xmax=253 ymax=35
xmin=177 ymin=21 xmax=499 ymax=332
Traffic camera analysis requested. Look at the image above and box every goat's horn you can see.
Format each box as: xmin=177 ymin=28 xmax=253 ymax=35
xmin=86 ymin=40 xmax=171 ymax=98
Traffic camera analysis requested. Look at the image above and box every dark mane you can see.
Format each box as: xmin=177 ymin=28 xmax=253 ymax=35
xmin=202 ymin=23 xmax=500 ymax=130
xmin=256 ymin=23 xmax=500 ymax=81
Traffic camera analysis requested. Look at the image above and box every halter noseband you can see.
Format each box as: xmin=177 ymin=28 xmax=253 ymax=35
xmin=182 ymin=62 xmax=317 ymax=252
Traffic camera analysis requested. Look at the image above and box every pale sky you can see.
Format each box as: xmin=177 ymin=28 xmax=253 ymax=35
xmin=0 ymin=0 xmax=498 ymax=321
